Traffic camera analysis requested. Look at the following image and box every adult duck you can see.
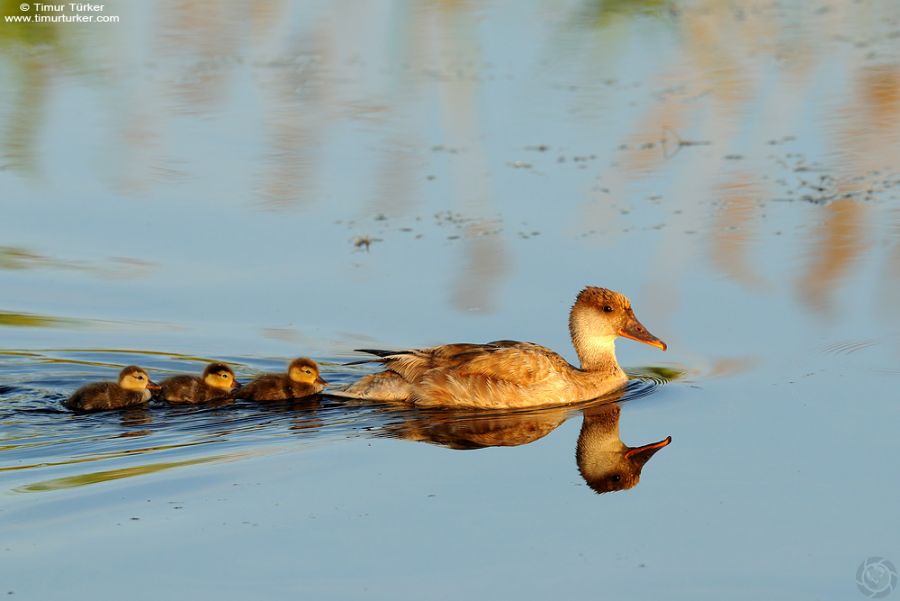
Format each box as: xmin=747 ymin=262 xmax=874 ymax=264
xmin=342 ymin=286 xmax=666 ymax=409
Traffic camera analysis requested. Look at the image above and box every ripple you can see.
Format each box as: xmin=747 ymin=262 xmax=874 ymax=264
xmin=822 ymin=339 xmax=879 ymax=355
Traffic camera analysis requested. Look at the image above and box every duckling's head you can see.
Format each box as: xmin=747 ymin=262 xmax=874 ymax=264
xmin=202 ymin=362 xmax=238 ymax=391
xmin=569 ymin=287 xmax=666 ymax=360
xmin=288 ymin=358 xmax=328 ymax=387
xmin=118 ymin=366 xmax=159 ymax=392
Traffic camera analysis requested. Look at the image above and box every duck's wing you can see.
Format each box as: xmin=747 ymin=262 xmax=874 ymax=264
xmin=358 ymin=344 xmax=507 ymax=382
xmin=448 ymin=342 xmax=572 ymax=385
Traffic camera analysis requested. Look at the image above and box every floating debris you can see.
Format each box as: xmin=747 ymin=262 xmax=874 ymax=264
xmin=352 ymin=236 xmax=382 ymax=252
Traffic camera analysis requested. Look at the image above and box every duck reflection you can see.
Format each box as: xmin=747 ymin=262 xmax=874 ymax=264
xmin=379 ymin=398 xmax=671 ymax=493
xmin=381 ymin=406 xmax=568 ymax=450
xmin=576 ymin=402 xmax=671 ymax=494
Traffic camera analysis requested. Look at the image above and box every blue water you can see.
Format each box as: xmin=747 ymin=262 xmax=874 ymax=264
xmin=2 ymin=0 xmax=900 ymax=598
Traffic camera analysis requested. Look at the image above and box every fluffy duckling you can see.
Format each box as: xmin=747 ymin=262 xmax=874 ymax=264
xmin=342 ymin=286 xmax=666 ymax=409
xmin=64 ymin=365 xmax=159 ymax=412
xmin=159 ymin=362 xmax=239 ymax=404
xmin=234 ymin=358 xmax=327 ymax=401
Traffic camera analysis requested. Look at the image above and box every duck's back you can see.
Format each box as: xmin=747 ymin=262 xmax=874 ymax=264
xmin=160 ymin=375 xmax=225 ymax=404
xmin=64 ymin=382 xmax=146 ymax=412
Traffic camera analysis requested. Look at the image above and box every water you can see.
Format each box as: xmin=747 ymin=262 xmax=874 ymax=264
xmin=2 ymin=0 xmax=900 ymax=598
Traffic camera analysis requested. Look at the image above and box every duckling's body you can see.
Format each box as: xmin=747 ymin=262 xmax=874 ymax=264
xmin=235 ymin=358 xmax=327 ymax=401
xmin=159 ymin=362 xmax=238 ymax=404
xmin=64 ymin=366 xmax=159 ymax=412
xmin=343 ymin=287 xmax=666 ymax=409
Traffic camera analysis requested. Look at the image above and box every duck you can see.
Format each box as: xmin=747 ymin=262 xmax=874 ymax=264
xmin=64 ymin=365 xmax=160 ymax=412
xmin=576 ymin=402 xmax=671 ymax=494
xmin=234 ymin=357 xmax=328 ymax=401
xmin=341 ymin=286 xmax=666 ymax=409
xmin=158 ymin=362 xmax=239 ymax=404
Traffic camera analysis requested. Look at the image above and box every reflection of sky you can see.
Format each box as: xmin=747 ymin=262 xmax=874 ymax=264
xmin=1 ymin=1 xmax=900 ymax=597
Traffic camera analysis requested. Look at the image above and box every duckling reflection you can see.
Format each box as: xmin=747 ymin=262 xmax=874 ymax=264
xmin=577 ymin=402 xmax=671 ymax=494
xmin=379 ymin=399 xmax=671 ymax=493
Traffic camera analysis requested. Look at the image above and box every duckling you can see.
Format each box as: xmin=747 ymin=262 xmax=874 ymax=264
xmin=159 ymin=362 xmax=239 ymax=404
xmin=576 ymin=402 xmax=671 ymax=494
xmin=64 ymin=365 xmax=159 ymax=412
xmin=234 ymin=357 xmax=327 ymax=401
xmin=342 ymin=286 xmax=666 ymax=409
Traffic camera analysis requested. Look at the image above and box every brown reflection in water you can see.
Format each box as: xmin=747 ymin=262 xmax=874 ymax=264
xmin=450 ymin=225 xmax=510 ymax=314
xmin=159 ymin=0 xmax=242 ymax=111
xmin=383 ymin=406 xmax=568 ymax=450
xmin=577 ymin=401 xmax=670 ymax=494
xmin=381 ymin=395 xmax=671 ymax=494
xmin=288 ymin=399 xmax=324 ymax=432
xmin=254 ymin=31 xmax=328 ymax=209
xmin=2 ymin=57 xmax=50 ymax=174
xmin=118 ymin=407 xmax=153 ymax=429
xmin=710 ymin=175 xmax=766 ymax=289
xmin=797 ymin=199 xmax=868 ymax=315
xmin=429 ymin=3 xmax=510 ymax=314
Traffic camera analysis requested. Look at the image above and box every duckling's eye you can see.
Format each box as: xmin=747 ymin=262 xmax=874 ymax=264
xmin=611 ymin=474 xmax=621 ymax=482
xmin=304 ymin=369 xmax=312 ymax=374
xmin=603 ymin=305 xmax=614 ymax=313
xmin=136 ymin=374 xmax=144 ymax=380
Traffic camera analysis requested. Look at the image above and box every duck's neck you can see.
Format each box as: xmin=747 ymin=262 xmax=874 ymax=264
xmin=568 ymin=307 xmax=624 ymax=376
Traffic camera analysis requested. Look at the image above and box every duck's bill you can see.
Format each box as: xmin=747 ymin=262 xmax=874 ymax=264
xmin=230 ymin=381 xmax=241 ymax=390
xmin=316 ymin=376 xmax=329 ymax=386
xmin=146 ymin=381 xmax=161 ymax=391
xmin=624 ymin=436 xmax=672 ymax=464
xmin=619 ymin=318 xmax=667 ymax=351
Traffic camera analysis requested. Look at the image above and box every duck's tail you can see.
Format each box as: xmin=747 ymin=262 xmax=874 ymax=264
xmin=343 ymin=348 xmax=404 ymax=366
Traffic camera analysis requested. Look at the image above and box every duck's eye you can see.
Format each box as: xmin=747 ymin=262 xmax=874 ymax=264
xmin=304 ymin=369 xmax=311 ymax=375
xmin=611 ymin=474 xmax=621 ymax=482
xmin=603 ymin=305 xmax=614 ymax=313
xmin=136 ymin=374 xmax=144 ymax=380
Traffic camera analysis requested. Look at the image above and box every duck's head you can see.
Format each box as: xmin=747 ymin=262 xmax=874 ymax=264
xmin=569 ymin=287 xmax=666 ymax=359
xmin=576 ymin=402 xmax=671 ymax=494
xmin=118 ymin=366 xmax=159 ymax=392
xmin=288 ymin=358 xmax=328 ymax=387
xmin=202 ymin=362 xmax=239 ymax=391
